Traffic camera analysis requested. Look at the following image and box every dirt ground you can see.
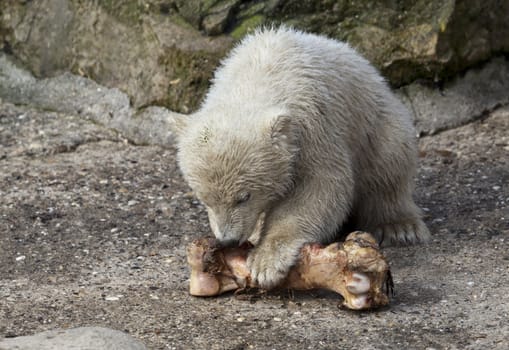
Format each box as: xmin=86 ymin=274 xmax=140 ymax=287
xmin=0 ymin=100 xmax=508 ymax=350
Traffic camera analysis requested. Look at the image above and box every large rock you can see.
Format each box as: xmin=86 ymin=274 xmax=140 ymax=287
xmin=212 ymin=0 xmax=509 ymax=86
xmin=0 ymin=54 xmax=180 ymax=146
xmin=398 ymin=57 xmax=509 ymax=136
xmin=0 ymin=0 xmax=231 ymax=112
xmin=1 ymin=0 xmax=508 ymax=112
xmin=0 ymin=327 xmax=147 ymax=350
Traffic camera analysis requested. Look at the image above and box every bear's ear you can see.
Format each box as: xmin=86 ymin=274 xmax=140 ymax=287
xmin=167 ymin=111 xmax=189 ymax=140
xmin=270 ymin=115 xmax=298 ymax=152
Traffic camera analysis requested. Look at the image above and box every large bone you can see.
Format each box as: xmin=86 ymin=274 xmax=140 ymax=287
xmin=187 ymin=231 xmax=392 ymax=310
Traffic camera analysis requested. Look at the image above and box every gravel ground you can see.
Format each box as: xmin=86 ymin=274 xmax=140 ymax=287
xmin=0 ymin=100 xmax=508 ymax=349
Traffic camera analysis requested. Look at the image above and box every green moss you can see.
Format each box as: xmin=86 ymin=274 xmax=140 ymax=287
xmin=202 ymin=0 xmax=222 ymax=12
xmin=230 ymin=14 xmax=265 ymax=41
xmin=98 ymin=0 xmax=146 ymax=24
xmin=168 ymin=13 xmax=196 ymax=31
xmin=159 ymin=48 xmax=226 ymax=112
xmin=174 ymin=0 xmax=206 ymax=26
xmin=0 ymin=1 xmax=25 ymax=49
xmin=237 ymin=2 xmax=266 ymax=18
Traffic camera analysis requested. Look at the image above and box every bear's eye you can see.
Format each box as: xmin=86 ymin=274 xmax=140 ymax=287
xmin=235 ymin=192 xmax=251 ymax=205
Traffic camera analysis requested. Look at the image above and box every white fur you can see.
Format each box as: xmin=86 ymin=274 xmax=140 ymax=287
xmin=175 ymin=27 xmax=430 ymax=288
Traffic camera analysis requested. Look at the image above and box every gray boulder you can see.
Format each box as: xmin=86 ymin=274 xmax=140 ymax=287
xmin=0 ymin=327 xmax=147 ymax=350
xmin=398 ymin=57 xmax=509 ymax=136
xmin=0 ymin=53 xmax=179 ymax=146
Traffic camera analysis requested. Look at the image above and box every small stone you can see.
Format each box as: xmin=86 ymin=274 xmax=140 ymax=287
xmin=273 ymin=317 xmax=282 ymax=322
xmin=492 ymin=186 xmax=501 ymax=191
xmin=15 ymin=255 xmax=26 ymax=261
xmin=183 ymin=192 xmax=194 ymax=199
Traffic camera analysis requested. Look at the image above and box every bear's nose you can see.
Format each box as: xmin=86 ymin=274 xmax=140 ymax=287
xmin=218 ymin=238 xmax=240 ymax=248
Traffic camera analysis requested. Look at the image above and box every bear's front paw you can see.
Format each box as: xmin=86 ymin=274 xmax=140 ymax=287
xmin=246 ymin=245 xmax=296 ymax=289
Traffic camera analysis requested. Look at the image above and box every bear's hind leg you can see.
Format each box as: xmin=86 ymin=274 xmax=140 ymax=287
xmin=357 ymin=192 xmax=431 ymax=247
xmin=373 ymin=217 xmax=430 ymax=247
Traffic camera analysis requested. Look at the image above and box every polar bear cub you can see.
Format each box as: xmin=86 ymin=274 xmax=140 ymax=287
xmin=174 ymin=27 xmax=430 ymax=288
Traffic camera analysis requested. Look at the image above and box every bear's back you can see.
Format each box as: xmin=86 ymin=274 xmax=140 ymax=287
xmin=200 ymin=27 xmax=387 ymax=127
xmin=194 ymin=26 xmax=414 ymax=168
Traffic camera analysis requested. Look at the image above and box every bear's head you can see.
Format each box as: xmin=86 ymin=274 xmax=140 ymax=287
xmin=174 ymin=112 xmax=299 ymax=245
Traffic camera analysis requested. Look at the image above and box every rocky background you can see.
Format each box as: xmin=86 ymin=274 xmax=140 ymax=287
xmin=1 ymin=1 xmax=508 ymax=349
xmin=2 ymin=0 xmax=509 ymax=112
